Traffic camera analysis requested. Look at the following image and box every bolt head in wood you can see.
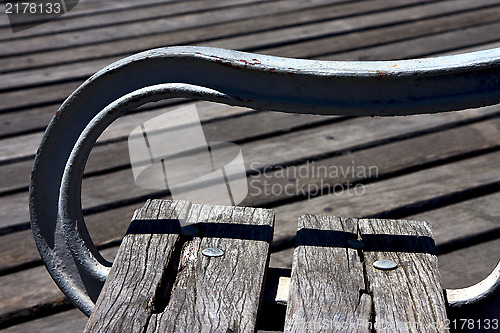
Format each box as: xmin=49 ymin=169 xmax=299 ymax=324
xmin=202 ymin=247 xmax=224 ymax=257
xmin=373 ymin=259 xmax=398 ymax=270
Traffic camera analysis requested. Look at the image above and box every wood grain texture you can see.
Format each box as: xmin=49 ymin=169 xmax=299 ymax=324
xmin=0 ymin=0 xmax=491 ymax=114
xmin=148 ymin=203 xmax=274 ymax=332
xmin=2 ymin=0 xmax=500 ymax=329
xmin=0 ymin=0 xmax=418 ymax=74
xmin=270 ymin=2 xmax=500 ymax=59
xmin=284 ymin=215 xmax=366 ymax=332
xmin=359 ymin=219 xmax=448 ymax=332
xmin=1 ymin=309 xmax=87 ymax=333
xmin=85 ymin=200 xmax=274 ymax=332
xmin=84 ymin=199 xmax=190 ymax=332
xmin=2 ymin=111 xmax=500 ymax=273
xmin=3 ymin=106 xmax=498 ymax=229
xmin=285 ymin=216 xmax=448 ymax=332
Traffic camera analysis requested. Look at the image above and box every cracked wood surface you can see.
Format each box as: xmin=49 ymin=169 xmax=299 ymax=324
xmin=284 ymin=216 xmax=448 ymax=333
xmin=84 ymin=199 xmax=189 ymax=332
xmin=85 ymin=199 xmax=274 ymax=333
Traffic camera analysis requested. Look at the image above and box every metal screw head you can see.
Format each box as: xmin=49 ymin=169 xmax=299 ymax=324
xmin=373 ymin=259 xmax=398 ymax=271
xmin=202 ymin=247 xmax=224 ymax=257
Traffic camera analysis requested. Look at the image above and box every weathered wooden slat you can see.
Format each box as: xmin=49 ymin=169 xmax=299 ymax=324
xmin=360 ymin=219 xmax=448 ymax=332
xmin=411 ymin=191 xmax=500 ymax=256
xmin=148 ymin=203 xmax=274 ymax=332
xmin=0 ymin=309 xmax=87 ymax=333
xmin=84 ymin=199 xmax=190 ymax=332
xmin=2 ymin=30 xmax=498 ymax=144
xmin=439 ymin=40 xmax=500 ymax=56
xmin=268 ymin=5 xmax=500 ymax=59
xmin=2 ymin=107 xmax=498 ymax=230
xmin=2 ymin=111 xmax=500 ymax=273
xmin=85 ymin=200 xmax=274 ymax=332
xmin=272 ymin=149 xmax=500 ymax=253
xmin=0 ymin=0 xmax=491 ymax=91
xmin=284 ymin=215 xmax=366 ymax=332
xmin=0 ymin=246 xmax=118 ymax=328
xmin=2 ymin=234 xmax=497 ymax=332
xmin=206 ymin=0 xmax=499 ymax=53
xmin=285 ymin=216 xmax=448 ymax=332
xmin=0 ymin=0 xmax=344 ymax=58
xmin=3 ymin=156 xmax=500 ymax=329
xmin=0 ymin=0 xmax=177 ymax=28
xmin=0 ymin=0 xmax=492 ymax=134
xmin=0 ymin=0 xmax=268 ymax=41
xmin=0 ymin=110 xmax=331 ymax=194
xmin=0 ymin=0 xmax=412 ymax=74
xmin=327 ymin=20 xmax=500 ymax=61
xmin=0 ymin=3 xmax=498 ymax=331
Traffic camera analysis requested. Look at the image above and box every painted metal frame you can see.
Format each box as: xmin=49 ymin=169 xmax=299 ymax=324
xmin=29 ymin=46 xmax=500 ymax=316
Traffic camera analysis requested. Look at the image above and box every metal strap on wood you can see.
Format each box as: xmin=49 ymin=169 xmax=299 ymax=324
xmin=29 ymin=46 xmax=500 ymax=316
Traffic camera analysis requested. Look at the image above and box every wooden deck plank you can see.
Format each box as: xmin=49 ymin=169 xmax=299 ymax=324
xmin=0 ymin=0 xmax=494 ymax=134
xmin=146 ymin=203 xmax=274 ymax=332
xmin=0 ymin=247 xmax=118 ymax=327
xmin=328 ymin=20 xmax=500 ymax=61
xmin=5 ymin=240 xmax=498 ymax=333
xmin=85 ymin=201 xmax=275 ymax=332
xmin=2 ymin=153 xmax=500 ymax=329
xmin=207 ymin=0 xmax=499 ymax=53
xmin=1 ymin=0 xmax=499 ymax=329
xmin=359 ymin=219 xmax=448 ymax=332
xmin=2 ymin=107 xmax=498 ymax=229
xmin=0 ymin=203 xmax=138 ymax=274
xmin=266 ymin=4 xmax=500 ymax=59
xmin=284 ymin=215 xmax=366 ymax=332
xmin=0 ymin=109 xmax=331 ymax=191
xmin=272 ymin=149 xmax=500 ymax=251
xmin=0 ymin=0 xmax=344 ymax=58
xmin=0 ymin=0 xmax=415 ymax=74
xmin=411 ymin=192 xmax=500 ymax=255
xmin=2 ymin=111 xmax=500 ymax=271
xmin=0 ymin=0 xmax=269 ymax=41
xmin=4 ymin=145 xmax=500 ymax=323
xmin=1 ymin=0 xmax=491 ymax=91
xmin=284 ymin=216 xmax=448 ymax=332
xmin=0 ymin=308 xmax=86 ymax=333
xmin=0 ymin=0 xmax=181 ymax=28
xmin=84 ymin=199 xmax=190 ymax=332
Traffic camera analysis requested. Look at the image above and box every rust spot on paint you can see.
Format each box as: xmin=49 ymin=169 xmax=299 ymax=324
xmin=238 ymin=59 xmax=262 ymax=66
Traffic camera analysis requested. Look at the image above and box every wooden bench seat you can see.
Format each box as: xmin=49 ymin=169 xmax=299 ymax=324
xmin=85 ymin=199 xmax=449 ymax=332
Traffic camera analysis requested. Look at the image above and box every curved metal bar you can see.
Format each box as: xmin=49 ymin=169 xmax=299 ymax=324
xmin=30 ymin=46 xmax=500 ymax=315
xmin=58 ymin=83 xmax=233 ymax=315
xmin=447 ymin=261 xmax=500 ymax=308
